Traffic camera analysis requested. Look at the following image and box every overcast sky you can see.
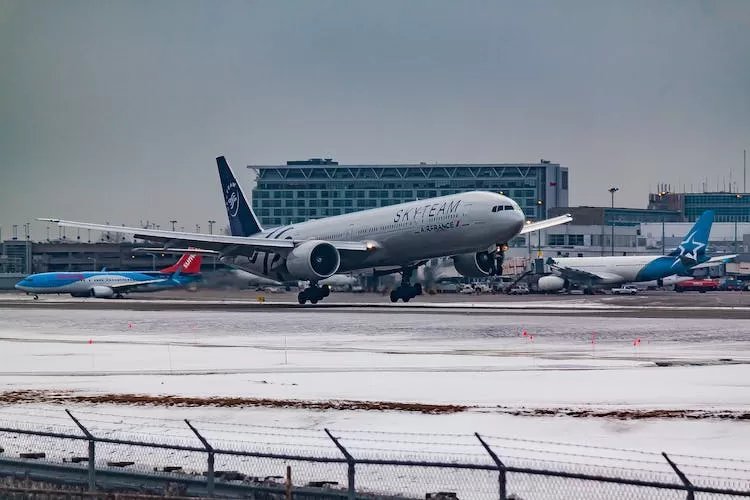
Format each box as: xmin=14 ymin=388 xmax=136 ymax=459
xmin=1 ymin=0 xmax=749 ymax=240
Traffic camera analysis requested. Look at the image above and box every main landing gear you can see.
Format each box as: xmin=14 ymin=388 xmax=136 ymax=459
xmin=298 ymin=283 xmax=331 ymax=305
xmin=389 ymin=266 xmax=423 ymax=303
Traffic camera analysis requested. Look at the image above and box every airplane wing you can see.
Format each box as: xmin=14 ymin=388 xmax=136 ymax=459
xmin=519 ymin=214 xmax=573 ymax=235
xmin=690 ymin=254 xmax=738 ymax=270
xmin=108 ymin=278 xmax=171 ymax=291
xmin=39 ymin=219 xmax=370 ymax=255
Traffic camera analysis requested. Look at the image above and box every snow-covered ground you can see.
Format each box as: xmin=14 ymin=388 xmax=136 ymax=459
xmin=0 ymin=307 xmax=748 ymax=497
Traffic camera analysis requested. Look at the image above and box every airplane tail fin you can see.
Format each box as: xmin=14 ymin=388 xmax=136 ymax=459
xmin=160 ymin=253 xmax=202 ymax=275
xmin=217 ymin=156 xmax=263 ymax=237
xmin=668 ymin=210 xmax=713 ymax=262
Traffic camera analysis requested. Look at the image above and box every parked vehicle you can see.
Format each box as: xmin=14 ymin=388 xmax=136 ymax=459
xmin=508 ymin=284 xmax=530 ymax=295
xmin=674 ymin=279 xmax=719 ymax=293
xmin=611 ymin=285 xmax=638 ymax=295
xmin=718 ymin=278 xmax=745 ymax=291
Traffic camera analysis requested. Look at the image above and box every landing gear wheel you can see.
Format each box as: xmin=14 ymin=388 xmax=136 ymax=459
xmin=414 ymin=283 xmax=423 ymax=296
xmin=390 ymin=291 xmax=398 ymax=303
xmin=33 ymin=295 xmax=39 ymax=300
xmin=299 ymin=284 xmax=328 ymax=305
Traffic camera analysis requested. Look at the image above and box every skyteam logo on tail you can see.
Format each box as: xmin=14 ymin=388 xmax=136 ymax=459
xmin=224 ymin=181 xmax=240 ymax=217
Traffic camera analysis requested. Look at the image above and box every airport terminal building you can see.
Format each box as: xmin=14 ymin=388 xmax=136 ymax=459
xmin=648 ymin=191 xmax=750 ymax=222
xmin=248 ymin=158 xmax=569 ymax=227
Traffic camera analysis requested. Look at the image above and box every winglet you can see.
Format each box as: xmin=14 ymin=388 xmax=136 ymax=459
xmin=217 ymin=156 xmax=263 ymax=237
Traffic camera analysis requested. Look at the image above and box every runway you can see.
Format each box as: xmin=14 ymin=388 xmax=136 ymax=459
xmin=0 ymin=294 xmax=748 ymax=466
xmin=1 ymin=290 xmax=749 ymax=318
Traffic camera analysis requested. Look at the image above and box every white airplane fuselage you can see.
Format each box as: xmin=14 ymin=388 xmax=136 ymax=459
xmin=227 ymin=191 xmax=525 ymax=281
xmin=550 ymin=255 xmax=662 ymax=284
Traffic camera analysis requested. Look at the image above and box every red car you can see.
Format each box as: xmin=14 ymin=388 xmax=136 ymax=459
xmin=674 ymin=279 xmax=720 ymax=293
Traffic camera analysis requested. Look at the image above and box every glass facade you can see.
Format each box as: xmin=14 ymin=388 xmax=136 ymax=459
xmin=249 ymin=162 xmax=569 ymax=226
xmin=605 ymin=208 xmax=684 ymax=226
xmin=684 ymin=193 xmax=750 ymax=223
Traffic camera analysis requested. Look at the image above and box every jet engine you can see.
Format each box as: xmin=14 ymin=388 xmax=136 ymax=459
xmin=90 ymin=286 xmax=115 ymax=298
xmin=452 ymin=252 xmax=494 ymax=277
xmin=285 ymin=240 xmax=341 ymax=281
xmin=537 ymin=275 xmax=567 ymax=292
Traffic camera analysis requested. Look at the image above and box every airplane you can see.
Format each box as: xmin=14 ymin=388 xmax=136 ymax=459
xmin=15 ymin=253 xmax=203 ymax=299
xmin=41 ymin=156 xmax=571 ymax=304
xmin=538 ymin=210 xmax=735 ymax=293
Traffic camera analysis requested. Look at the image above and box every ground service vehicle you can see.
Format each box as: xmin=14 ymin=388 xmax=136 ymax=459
xmin=674 ymin=279 xmax=719 ymax=293
xmin=611 ymin=285 xmax=638 ymax=295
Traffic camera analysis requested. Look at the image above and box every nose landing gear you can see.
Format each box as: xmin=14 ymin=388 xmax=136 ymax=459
xmin=490 ymin=244 xmax=506 ymax=276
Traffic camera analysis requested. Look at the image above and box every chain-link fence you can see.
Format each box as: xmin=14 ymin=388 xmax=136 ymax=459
xmin=0 ymin=408 xmax=748 ymax=499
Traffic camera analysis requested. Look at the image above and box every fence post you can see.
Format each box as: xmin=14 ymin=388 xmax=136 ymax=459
xmin=186 ymin=419 xmax=215 ymax=498
xmin=325 ymin=428 xmax=356 ymax=500
xmin=65 ymin=409 xmax=96 ymax=492
xmin=475 ymin=433 xmax=507 ymax=500
xmin=662 ymin=452 xmax=694 ymax=500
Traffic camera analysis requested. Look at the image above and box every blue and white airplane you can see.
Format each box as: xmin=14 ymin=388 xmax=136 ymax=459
xmin=538 ymin=210 xmax=735 ymax=293
xmin=15 ymin=253 xmax=202 ymax=299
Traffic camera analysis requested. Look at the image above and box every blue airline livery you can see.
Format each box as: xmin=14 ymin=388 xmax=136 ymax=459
xmin=539 ymin=210 xmax=736 ymax=293
xmin=15 ymin=253 xmax=202 ymax=299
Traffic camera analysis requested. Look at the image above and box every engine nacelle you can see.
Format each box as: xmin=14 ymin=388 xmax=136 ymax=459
xmin=537 ymin=275 xmax=567 ymax=292
xmin=91 ymin=286 xmax=115 ymax=298
xmin=285 ymin=240 xmax=341 ymax=281
xmin=452 ymin=252 xmax=494 ymax=277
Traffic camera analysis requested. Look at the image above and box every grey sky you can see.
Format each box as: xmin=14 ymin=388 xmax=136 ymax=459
xmin=1 ymin=0 xmax=749 ymax=240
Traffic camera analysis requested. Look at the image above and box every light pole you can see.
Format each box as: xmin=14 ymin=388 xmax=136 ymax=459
xmin=86 ymin=256 xmax=97 ymax=271
xmin=735 ymin=194 xmax=742 ymax=254
xmin=608 ymin=187 xmax=619 ymax=256
xmin=208 ymin=220 xmax=216 ymax=235
xmin=195 ymin=224 xmax=201 ymax=233
xmin=170 ymin=220 xmax=178 ymax=231
xmin=536 ymin=200 xmax=544 ymax=257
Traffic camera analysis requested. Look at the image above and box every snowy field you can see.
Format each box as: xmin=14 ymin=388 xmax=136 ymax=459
xmin=0 ymin=306 xmax=748 ymax=497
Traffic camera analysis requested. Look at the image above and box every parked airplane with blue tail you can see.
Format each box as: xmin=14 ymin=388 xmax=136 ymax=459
xmin=15 ymin=253 xmax=202 ymax=299
xmin=539 ymin=210 xmax=735 ymax=293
